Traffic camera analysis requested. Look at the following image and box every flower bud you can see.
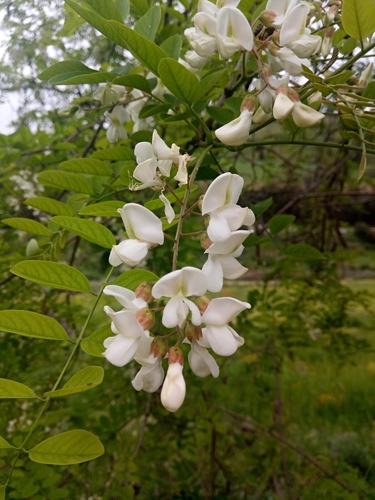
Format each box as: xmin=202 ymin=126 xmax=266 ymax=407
xmin=150 ymin=336 xmax=168 ymax=358
xmin=197 ymin=194 xmax=204 ymax=213
xmin=26 ymin=238 xmax=40 ymax=257
xmin=322 ymin=27 xmax=334 ymax=57
xmin=359 ymin=63 xmax=374 ymax=88
xmin=200 ymin=231 xmax=212 ymax=250
xmin=196 ymin=295 xmax=211 ymax=315
xmin=161 ymin=347 xmax=186 ymax=412
xmin=135 ymin=307 xmax=155 ymax=330
xmin=268 ymin=41 xmax=280 ymax=57
xmin=185 ymin=320 xmax=203 ymax=342
xmin=259 ymin=10 xmax=276 ymax=28
xmin=271 ymin=31 xmax=280 ymax=45
xmin=135 ymin=281 xmax=154 ymax=302
xmin=324 ymin=5 xmax=338 ymax=26
xmin=240 ymin=95 xmax=259 ymax=113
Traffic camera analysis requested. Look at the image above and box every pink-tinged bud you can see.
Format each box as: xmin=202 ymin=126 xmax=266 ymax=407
xmin=185 ymin=320 xmax=202 ymax=342
xmin=168 ymin=346 xmax=184 ymax=365
xmin=135 ymin=281 xmax=154 ymax=302
xmin=259 ymin=10 xmax=276 ymax=28
xmin=286 ymin=88 xmax=300 ymax=103
xmin=324 ymin=5 xmax=337 ymax=26
xmin=200 ymin=231 xmax=212 ymax=250
xmin=135 ymin=307 xmax=155 ymax=330
xmin=322 ymin=28 xmax=334 ymax=57
xmin=268 ymin=41 xmax=280 ymax=57
xmin=150 ymin=336 xmax=168 ymax=358
xmin=196 ymin=295 xmax=211 ymax=315
xmin=240 ymin=95 xmax=258 ymax=113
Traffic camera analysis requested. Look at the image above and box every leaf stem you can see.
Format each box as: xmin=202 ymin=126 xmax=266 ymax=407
xmin=6 ymin=266 xmax=114 ymax=486
xmin=172 ymin=145 xmax=213 ymax=271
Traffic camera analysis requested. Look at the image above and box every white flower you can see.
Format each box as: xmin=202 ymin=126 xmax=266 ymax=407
xmin=201 ymin=172 xmax=255 ymax=243
xmin=103 ymin=307 xmax=149 ymax=367
xmin=94 ymin=83 xmax=126 ymax=106
xmin=131 ymin=337 xmax=165 ymax=393
xmin=202 ymin=230 xmax=251 ymax=292
xmin=253 ymin=73 xmax=290 ymax=114
xmin=279 ymin=4 xmax=321 ymax=58
xmin=186 ymin=339 xmax=219 ymax=378
xmin=215 ymin=109 xmax=253 ymax=146
xmin=273 ymin=92 xmax=295 ymax=120
xmin=184 ymin=50 xmax=208 ymax=69
xmin=109 ymin=203 xmax=164 ymax=267
xmin=105 ymin=105 xmax=130 ymax=143
xmin=159 ymin=192 xmax=175 ymax=223
xmin=269 ymin=47 xmax=310 ymax=76
xmin=201 ymin=297 xmax=250 ymax=356
xmin=161 ymin=348 xmax=186 ymax=412
xmin=265 ymin=0 xmax=299 ymax=28
xmin=184 ymin=26 xmax=217 ymax=58
xmin=103 ymin=285 xmax=147 ymax=311
xmin=292 ymin=101 xmax=325 ymax=128
xmin=152 ymin=267 xmax=207 ymax=328
xmin=216 ymin=7 xmax=254 ymax=59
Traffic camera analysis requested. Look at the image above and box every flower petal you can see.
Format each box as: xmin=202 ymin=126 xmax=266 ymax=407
xmin=103 ymin=334 xmax=140 ymax=367
xmin=215 ymin=109 xmax=253 ymax=146
xmin=203 ymin=324 xmax=239 ymax=356
xmin=161 ymin=362 xmax=186 ymax=412
xmin=104 ymin=308 xmax=147 ymax=338
xmin=188 ymin=341 xmax=219 ymax=378
xmin=118 ymin=203 xmax=164 ymax=245
xmin=103 ymin=285 xmax=142 ymax=310
xmin=162 ymin=295 xmax=189 ymax=328
xmin=111 ymin=239 xmax=149 ymax=267
xmin=202 ymin=172 xmax=243 ymax=214
xmin=202 ymin=254 xmax=223 ymax=293
xmin=219 ymin=254 xmax=248 ymax=279
xmin=217 ymin=7 xmax=253 ymax=51
xmin=201 ymin=296 xmax=251 ymax=325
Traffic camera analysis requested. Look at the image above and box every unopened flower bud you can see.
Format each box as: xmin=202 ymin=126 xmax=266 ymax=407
xmin=185 ymin=320 xmax=202 ymax=342
xmin=240 ymin=95 xmax=258 ymax=113
xmin=135 ymin=281 xmax=154 ymax=302
xmin=322 ymin=27 xmax=334 ymax=57
xmin=196 ymin=295 xmax=211 ymax=315
xmin=26 ymin=238 xmax=40 ymax=257
xmin=271 ymin=31 xmax=280 ymax=45
xmin=324 ymin=5 xmax=337 ymax=26
xmin=268 ymin=41 xmax=280 ymax=56
xmin=150 ymin=336 xmax=168 ymax=358
xmin=259 ymin=10 xmax=276 ymax=28
xmin=359 ymin=63 xmax=374 ymax=87
xmin=161 ymin=347 xmax=186 ymax=412
xmin=200 ymin=231 xmax=212 ymax=250
xmin=135 ymin=307 xmax=155 ymax=330
xmin=197 ymin=195 xmax=204 ymax=212
xmin=168 ymin=346 xmax=184 ymax=365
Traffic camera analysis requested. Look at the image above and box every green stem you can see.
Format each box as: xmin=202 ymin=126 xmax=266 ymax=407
xmin=6 ymin=266 xmax=115 ymax=486
xmin=329 ymin=40 xmax=375 ymax=77
xmin=188 ymin=105 xmax=213 ymax=144
xmin=172 ymin=145 xmax=213 ymax=271
xmin=233 ymin=139 xmax=375 ymax=156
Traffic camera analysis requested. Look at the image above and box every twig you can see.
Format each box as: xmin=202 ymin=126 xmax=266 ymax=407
xmin=133 ymin=394 xmax=151 ymax=457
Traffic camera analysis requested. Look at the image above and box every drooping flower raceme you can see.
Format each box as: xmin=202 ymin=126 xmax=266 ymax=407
xmin=152 ymin=267 xmax=208 ymax=328
xmin=201 ymin=297 xmax=251 ymax=356
xmin=109 ymin=203 xmax=164 ymax=267
xmin=201 ymin=172 xmax=255 ymax=243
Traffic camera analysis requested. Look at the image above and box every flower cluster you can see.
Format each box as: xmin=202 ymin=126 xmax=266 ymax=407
xmin=103 ymin=170 xmax=254 ymax=412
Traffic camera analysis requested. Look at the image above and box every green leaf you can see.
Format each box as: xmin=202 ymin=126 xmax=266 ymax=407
xmin=134 ymin=5 xmax=161 ymax=42
xmin=285 ymin=244 xmax=325 ymax=260
xmin=110 ymin=269 xmax=159 ymax=289
xmin=0 ymin=436 xmax=17 ymax=449
xmin=138 ymin=103 xmax=171 ymax=119
xmin=363 ymin=82 xmax=375 ymax=99
xmin=207 ymin=106 xmax=235 ymax=125
xmin=65 ymin=1 xmax=167 ymax=76
xmin=11 ymin=261 xmax=92 ymax=293
xmin=112 ymin=74 xmax=151 ymax=93
xmin=60 ymin=158 xmax=113 ymax=176
xmin=269 ymin=214 xmax=296 ymax=235
xmin=91 ymin=146 xmax=134 ymax=161
xmin=51 ymin=216 xmax=116 ymax=248
xmin=159 ymin=58 xmax=200 ymax=104
xmin=325 ymin=70 xmax=354 ymax=85
xmin=160 ymin=34 xmax=182 ymax=60
xmin=39 ymin=61 xmax=97 ymax=81
xmin=243 ymin=234 xmax=268 ymax=247
xmin=79 ymin=201 xmax=124 ymax=217
xmin=24 ymin=197 xmax=74 ymax=216
xmin=28 ymin=430 xmax=105 ymax=465
xmin=250 ymin=197 xmax=273 ymax=216
xmin=2 ymin=218 xmax=51 ymax=237
xmin=342 ymin=0 xmax=375 ymax=40
xmin=0 ymin=310 xmax=69 ymax=341
xmin=81 ymin=324 xmax=112 ymax=357
xmin=0 ymin=379 xmax=39 ymax=399
xmin=82 ymin=0 xmax=123 ymax=22
xmin=301 ymin=65 xmax=323 ymax=84
xmin=44 ymin=366 xmax=104 ymax=398
xmin=357 ymin=151 xmax=367 ymax=181
xmin=49 ymin=72 xmax=115 ymax=85
xmin=38 ymin=171 xmax=94 ymax=195
xmin=199 ymin=68 xmax=228 ymax=98
xmin=116 ymin=0 xmax=130 ymax=19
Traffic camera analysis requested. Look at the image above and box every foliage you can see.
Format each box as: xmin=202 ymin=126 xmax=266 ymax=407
xmin=0 ymin=0 xmax=375 ymax=498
